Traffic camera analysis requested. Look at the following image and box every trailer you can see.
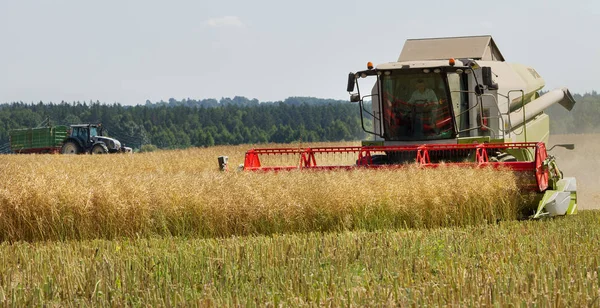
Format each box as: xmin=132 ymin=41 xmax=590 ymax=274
xmin=9 ymin=126 xmax=69 ymax=154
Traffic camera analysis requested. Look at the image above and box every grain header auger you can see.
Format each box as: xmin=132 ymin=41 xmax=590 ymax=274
xmin=233 ymin=35 xmax=577 ymax=219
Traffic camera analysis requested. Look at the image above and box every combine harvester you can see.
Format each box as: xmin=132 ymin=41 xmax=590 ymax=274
xmin=239 ymin=35 xmax=577 ymax=219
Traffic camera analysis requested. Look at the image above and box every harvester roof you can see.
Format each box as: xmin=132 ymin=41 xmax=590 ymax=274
xmin=398 ymin=35 xmax=505 ymax=62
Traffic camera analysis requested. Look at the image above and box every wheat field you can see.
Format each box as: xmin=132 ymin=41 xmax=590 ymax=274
xmin=1 ymin=211 xmax=598 ymax=306
xmin=0 ymin=143 xmax=529 ymax=242
xmin=0 ymin=141 xmax=597 ymax=306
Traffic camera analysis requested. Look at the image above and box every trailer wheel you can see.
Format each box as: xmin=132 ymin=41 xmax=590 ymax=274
xmin=92 ymin=144 xmax=109 ymax=154
xmin=61 ymin=141 xmax=80 ymax=154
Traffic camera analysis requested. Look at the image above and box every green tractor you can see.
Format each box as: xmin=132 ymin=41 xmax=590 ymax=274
xmin=61 ymin=124 xmax=132 ymax=154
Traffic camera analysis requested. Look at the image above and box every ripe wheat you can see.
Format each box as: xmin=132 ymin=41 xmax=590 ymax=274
xmin=0 ymin=144 xmax=527 ymax=241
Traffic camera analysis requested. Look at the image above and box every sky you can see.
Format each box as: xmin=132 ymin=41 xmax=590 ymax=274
xmin=1 ymin=0 xmax=598 ymax=105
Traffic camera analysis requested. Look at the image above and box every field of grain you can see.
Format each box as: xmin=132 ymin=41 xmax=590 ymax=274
xmin=1 ymin=211 xmax=598 ymax=306
xmin=1 ymin=136 xmax=598 ymax=306
xmin=0 ymin=143 xmax=528 ymax=242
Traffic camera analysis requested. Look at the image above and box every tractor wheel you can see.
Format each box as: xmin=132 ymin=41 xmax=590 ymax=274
xmin=61 ymin=141 xmax=80 ymax=154
xmin=91 ymin=144 xmax=109 ymax=154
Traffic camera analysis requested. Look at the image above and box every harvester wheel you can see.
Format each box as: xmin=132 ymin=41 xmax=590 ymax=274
xmin=497 ymin=153 xmax=518 ymax=162
xmin=61 ymin=141 xmax=80 ymax=154
xmin=91 ymin=144 xmax=109 ymax=154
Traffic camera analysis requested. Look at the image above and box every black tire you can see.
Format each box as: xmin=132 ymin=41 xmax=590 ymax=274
xmin=497 ymin=153 xmax=518 ymax=162
xmin=61 ymin=141 xmax=80 ymax=154
xmin=91 ymin=143 xmax=109 ymax=154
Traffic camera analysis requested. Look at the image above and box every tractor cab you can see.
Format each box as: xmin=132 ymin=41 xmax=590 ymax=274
xmin=69 ymin=124 xmax=102 ymax=146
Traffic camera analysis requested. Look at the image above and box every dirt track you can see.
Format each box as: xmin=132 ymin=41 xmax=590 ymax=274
xmin=548 ymin=134 xmax=600 ymax=210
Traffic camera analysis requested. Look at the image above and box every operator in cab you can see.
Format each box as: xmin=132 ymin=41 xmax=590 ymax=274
xmin=408 ymin=79 xmax=437 ymax=104
xmin=407 ymin=79 xmax=439 ymax=137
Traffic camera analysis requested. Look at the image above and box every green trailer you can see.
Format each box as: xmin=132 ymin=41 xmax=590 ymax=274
xmin=9 ymin=126 xmax=69 ymax=154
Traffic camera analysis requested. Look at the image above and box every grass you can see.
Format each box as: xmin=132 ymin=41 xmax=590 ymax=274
xmin=0 ymin=210 xmax=598 ymax=306
xmin=0 ymin=144 xmax=530 ymax=242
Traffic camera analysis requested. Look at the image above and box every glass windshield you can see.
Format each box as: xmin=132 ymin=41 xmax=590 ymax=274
xmin=381 ymin=71 xmax=455 ymax=141
xmin=89 ymin=127 xmax=98 ymax=137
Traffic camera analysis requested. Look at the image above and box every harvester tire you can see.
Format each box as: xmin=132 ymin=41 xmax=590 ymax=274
xmin=497 ymin=153 xmax=517 ymax=162
xmin=61 ymin=141 xmax=80 ymax=154
xmin=91 ymin=144 xmax=109 ymax=154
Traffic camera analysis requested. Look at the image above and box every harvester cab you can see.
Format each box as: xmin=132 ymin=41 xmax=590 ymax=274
xmin=62 ymin=124 xmax=132 ymax=154
xmin=241 ymin=35 xmax=578 ymax=219
xmin=347 ymin=36 xmax=575 ymax=150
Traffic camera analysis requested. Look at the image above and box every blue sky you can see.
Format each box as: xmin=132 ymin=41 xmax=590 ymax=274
xmin=1 ymin=0 xmax=598 ymax=105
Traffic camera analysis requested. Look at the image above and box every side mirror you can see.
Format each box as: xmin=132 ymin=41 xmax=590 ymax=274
xmin=548 ymin=144 xmax=575 ymax=151
xmin=346 ymin=73 xmax=356 ymax=92
xmin=474 ymin=84 xmax=485 ymax=96
xmin=350 ymin=94 xmax=360 ymax=102
xmin=482 ymin=67 xmax=498 ymax=90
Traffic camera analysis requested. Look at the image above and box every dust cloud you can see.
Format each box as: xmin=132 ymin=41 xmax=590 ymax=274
xmin=548 ymin=134 xmax=600 ymax=210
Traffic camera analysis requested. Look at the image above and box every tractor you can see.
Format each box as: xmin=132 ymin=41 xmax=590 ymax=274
xmin=61 ymin=124 xmax=132 ymax=154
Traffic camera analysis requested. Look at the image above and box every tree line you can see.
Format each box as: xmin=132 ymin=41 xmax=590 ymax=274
xmin=545 ymin=92 xmax=600 ymax=134
xmin=0 ymin=92 xmax=597 ymax=152
xmin=0 ymin=97 xmax=367 ymax=151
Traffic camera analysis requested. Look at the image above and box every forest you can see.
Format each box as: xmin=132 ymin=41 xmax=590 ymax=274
xmin=0 ymin=96 xmax=366 ymax=152
xmin=0 ymin=92 xmax=598 ymax=152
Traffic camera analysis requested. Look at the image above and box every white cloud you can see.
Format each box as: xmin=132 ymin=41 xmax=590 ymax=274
xmin=204 ymin=16 xmax=244 ymax=28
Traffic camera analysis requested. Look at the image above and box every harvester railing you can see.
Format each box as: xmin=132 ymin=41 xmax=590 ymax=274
xmin=503 ymin=89 xmax=527 ymax=141
xmin=359 ymin=93 xmax=382 ymax=137
xmin=452 ymin=90 xmax=506 ymax=139
xmin=495 ymin=89 xmax=533 ymax=140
